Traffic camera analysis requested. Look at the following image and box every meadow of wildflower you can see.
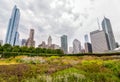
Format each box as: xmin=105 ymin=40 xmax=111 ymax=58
xmin=0 ymin=55 xmax=120 ymax=82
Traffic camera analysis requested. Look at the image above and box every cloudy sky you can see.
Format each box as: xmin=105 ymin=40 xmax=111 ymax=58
xmin=0 ymin=0 xmax=120 ymax=48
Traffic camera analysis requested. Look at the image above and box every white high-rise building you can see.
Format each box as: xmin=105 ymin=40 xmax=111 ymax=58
xmin=90 ymin=30 xmax=109 ymax=53
xmin=73 ymin=39 xmax=81 ymax=54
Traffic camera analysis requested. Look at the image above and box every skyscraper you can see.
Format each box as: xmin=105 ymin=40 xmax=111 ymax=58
xmin=73 ymin=39 xmax=81 ymax=54
xmin=26 ymin=29 xmax=35 ymax=47
xmin=5 ymin=5 xmax=20 ymax=46
xmin=61 ymin=35 xmax=68 ymax=54
xmin=90 ymin=30 xmax=109 ymax=53
xmin=48 ymin=36 xmax=52 ymax=47
xmin=102 ymin=17 xmax=116 ymax=50
xmin=21 ymin=39 xmax=27 ymax=46
xmin=84 ymin=34 xmax=92 ymax=53
xmin=84 ymin=34 xmax=89 ymax=43
xmin=84 ymin=43 xmax=92 ymax=53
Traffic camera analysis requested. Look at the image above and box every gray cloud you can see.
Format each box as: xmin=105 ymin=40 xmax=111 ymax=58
xmin=0 ymin=0 xmax=120 ymax=48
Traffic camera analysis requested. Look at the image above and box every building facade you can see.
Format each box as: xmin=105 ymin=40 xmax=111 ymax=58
xmin=69 ymin=47 xmax=73 ymax=54
xmin=102 ymin=17 xmax=116 ymax=50
xmin=38 ymin=41 xmax=47 ymax=48
xmin=61 ymin=35 xmax=68 ymax=54
xmin=48 ymin=36 xmax=52 ymax=47
xmin=84 ymin=34 xmax=89 ymax=43
xmin=5 ymin=5 xmax=20 ymax=46
xmin=90 ymin=30 xmax=109 ymax=53
xmin=73 ymin=39 xmax=81 ymax=54
xmin=26 ymin=29 xmax=35 ymax=47
xmin=21 ymin=39 xmax=27 ymax=46
xmin=84 ymin=43 xmax=92 ymax=53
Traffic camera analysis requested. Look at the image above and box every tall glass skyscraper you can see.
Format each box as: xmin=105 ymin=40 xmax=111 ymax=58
xmin=61 ymin=35 xmax=68 ymax=54
xmin=5 ymin=5 xmax=20 ymax=46
xmin=102 ymin=17 xmax=116 ymax=50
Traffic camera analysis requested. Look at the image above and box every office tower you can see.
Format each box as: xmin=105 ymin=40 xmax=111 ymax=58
xmin=5 ymin=5 xmax=20 ymax=46
xmin=102 ymin=17 xmax=116 ymax=50
xmin=73 ymin=39 xmax=81 ymax=54
xmin=48 ymin=36 xmax=52 ymax=47
xmin=0 ymin=40 xmax=3 ymax=45
xmin=21 ymin=39 xmax=27 ymax=46
xmin=90 ymin=30 xmax=109 ymax=53
xmin=69 ymin=47 xmax=73 ymax=54
xmin=84 ymin=34 xmax=92 ymax=53
xmin=61 ymin=35 xmax=68 ymax=54
xmin=84 ymin=34 xmax=89 ymax=42
xmin=84 ymin=43 xmax=92 ymax=53
xmin=26 ymin=29 xmax=35 ymax=47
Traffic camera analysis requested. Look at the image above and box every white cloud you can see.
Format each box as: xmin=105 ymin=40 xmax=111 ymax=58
xmin=0 ymin=0 xmax=120 ymax=48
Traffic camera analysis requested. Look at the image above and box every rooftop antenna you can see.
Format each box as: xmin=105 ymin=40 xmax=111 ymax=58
xmin=97 ymin=18 xmax=101 ymax=30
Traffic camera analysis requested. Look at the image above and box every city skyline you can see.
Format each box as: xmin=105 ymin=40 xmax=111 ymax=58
xmin=0 ymin=0 xmax=120 ymax=47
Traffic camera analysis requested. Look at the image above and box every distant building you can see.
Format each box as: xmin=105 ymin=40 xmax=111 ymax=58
xmin=90 ymin=30 xmax=109 ymax=53
xmin=5 ymin=5 xmax=20 ymax=46
xmin=61 ymin=35 xmax=68 ymax=54
xmin=73 ymin=39 xmax=81 ymax=54
xmin=26 ymin=29 xmax=35 ymax=47
xmin=48 ymin=36 xmax=52 ymax=47
xmin=38 ymin=41 xmax=47 ymax=48
xmin=81 ymin=49 xmax=85 ymax=53
xmin=69 ymin=47 xmax=73 ymax=54
xmin=102 ymin=17 xmax=116 ymax=50
xmin=21 ymin=39 xmax=27 ymax=46
xmin=84 ymin=43 xmax=92 ymax=53
xmin=0 ymin=40 xmax=3 ymax=45
xmin=84 ymin=34 xmax=89 ymax=42
xmin=51 ymin=44 xmax=60 ymax=49
xmin=84 ymin=34 xmax=92 ymax=53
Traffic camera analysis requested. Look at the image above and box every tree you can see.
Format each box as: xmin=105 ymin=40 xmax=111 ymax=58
xmin=0 ymin=45 xmax=3 ymax=51
xmin=3 ymin=44 xmax=12 ymax=52
xmin=12 ymin=46 xmax=20 ymax=52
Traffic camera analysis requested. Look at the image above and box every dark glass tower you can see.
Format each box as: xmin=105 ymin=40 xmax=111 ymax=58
xmin=5 ymin=5 xmax=20 ymax=46
xmin=61 ymin=35 xmax=68 ymax=54
xmin=102 ymin=17 xmax=116 ymax=50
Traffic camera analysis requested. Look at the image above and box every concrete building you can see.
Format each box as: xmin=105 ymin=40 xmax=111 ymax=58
xmin=21 ymin=39 xmax=27 ymax=46
xmin=51 ymin=44 xmax=60 ymax=49
xmin=90 ymin=30 xmax=109 ymax=53
xmin=38 ymin=41 xmax=47 ymax=48
xmin=5 ymin=5 xmax=20 ymax=46
xmin=61 ymin=35 xmax=68 ymax=54
xmin=26 ymin=29 xmax=35 ymax=47
xmin=102 ymin=17 xmax=116 ymax=50
xmin=73 ymin=39 xmax=81 ymax=54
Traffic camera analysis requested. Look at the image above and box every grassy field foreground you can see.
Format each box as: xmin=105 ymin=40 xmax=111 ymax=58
xmin=0 ymin=56 xmax=120 ymax=82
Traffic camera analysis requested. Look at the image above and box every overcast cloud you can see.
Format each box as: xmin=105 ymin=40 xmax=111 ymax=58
xmin=0 ymin=0 xmax=120 ymax=48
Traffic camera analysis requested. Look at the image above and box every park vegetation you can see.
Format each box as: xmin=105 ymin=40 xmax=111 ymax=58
xmin=0 ymin=56 xmax=120 ymax=82
xmin=0 ymin=44 xmax=120 ymax=82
